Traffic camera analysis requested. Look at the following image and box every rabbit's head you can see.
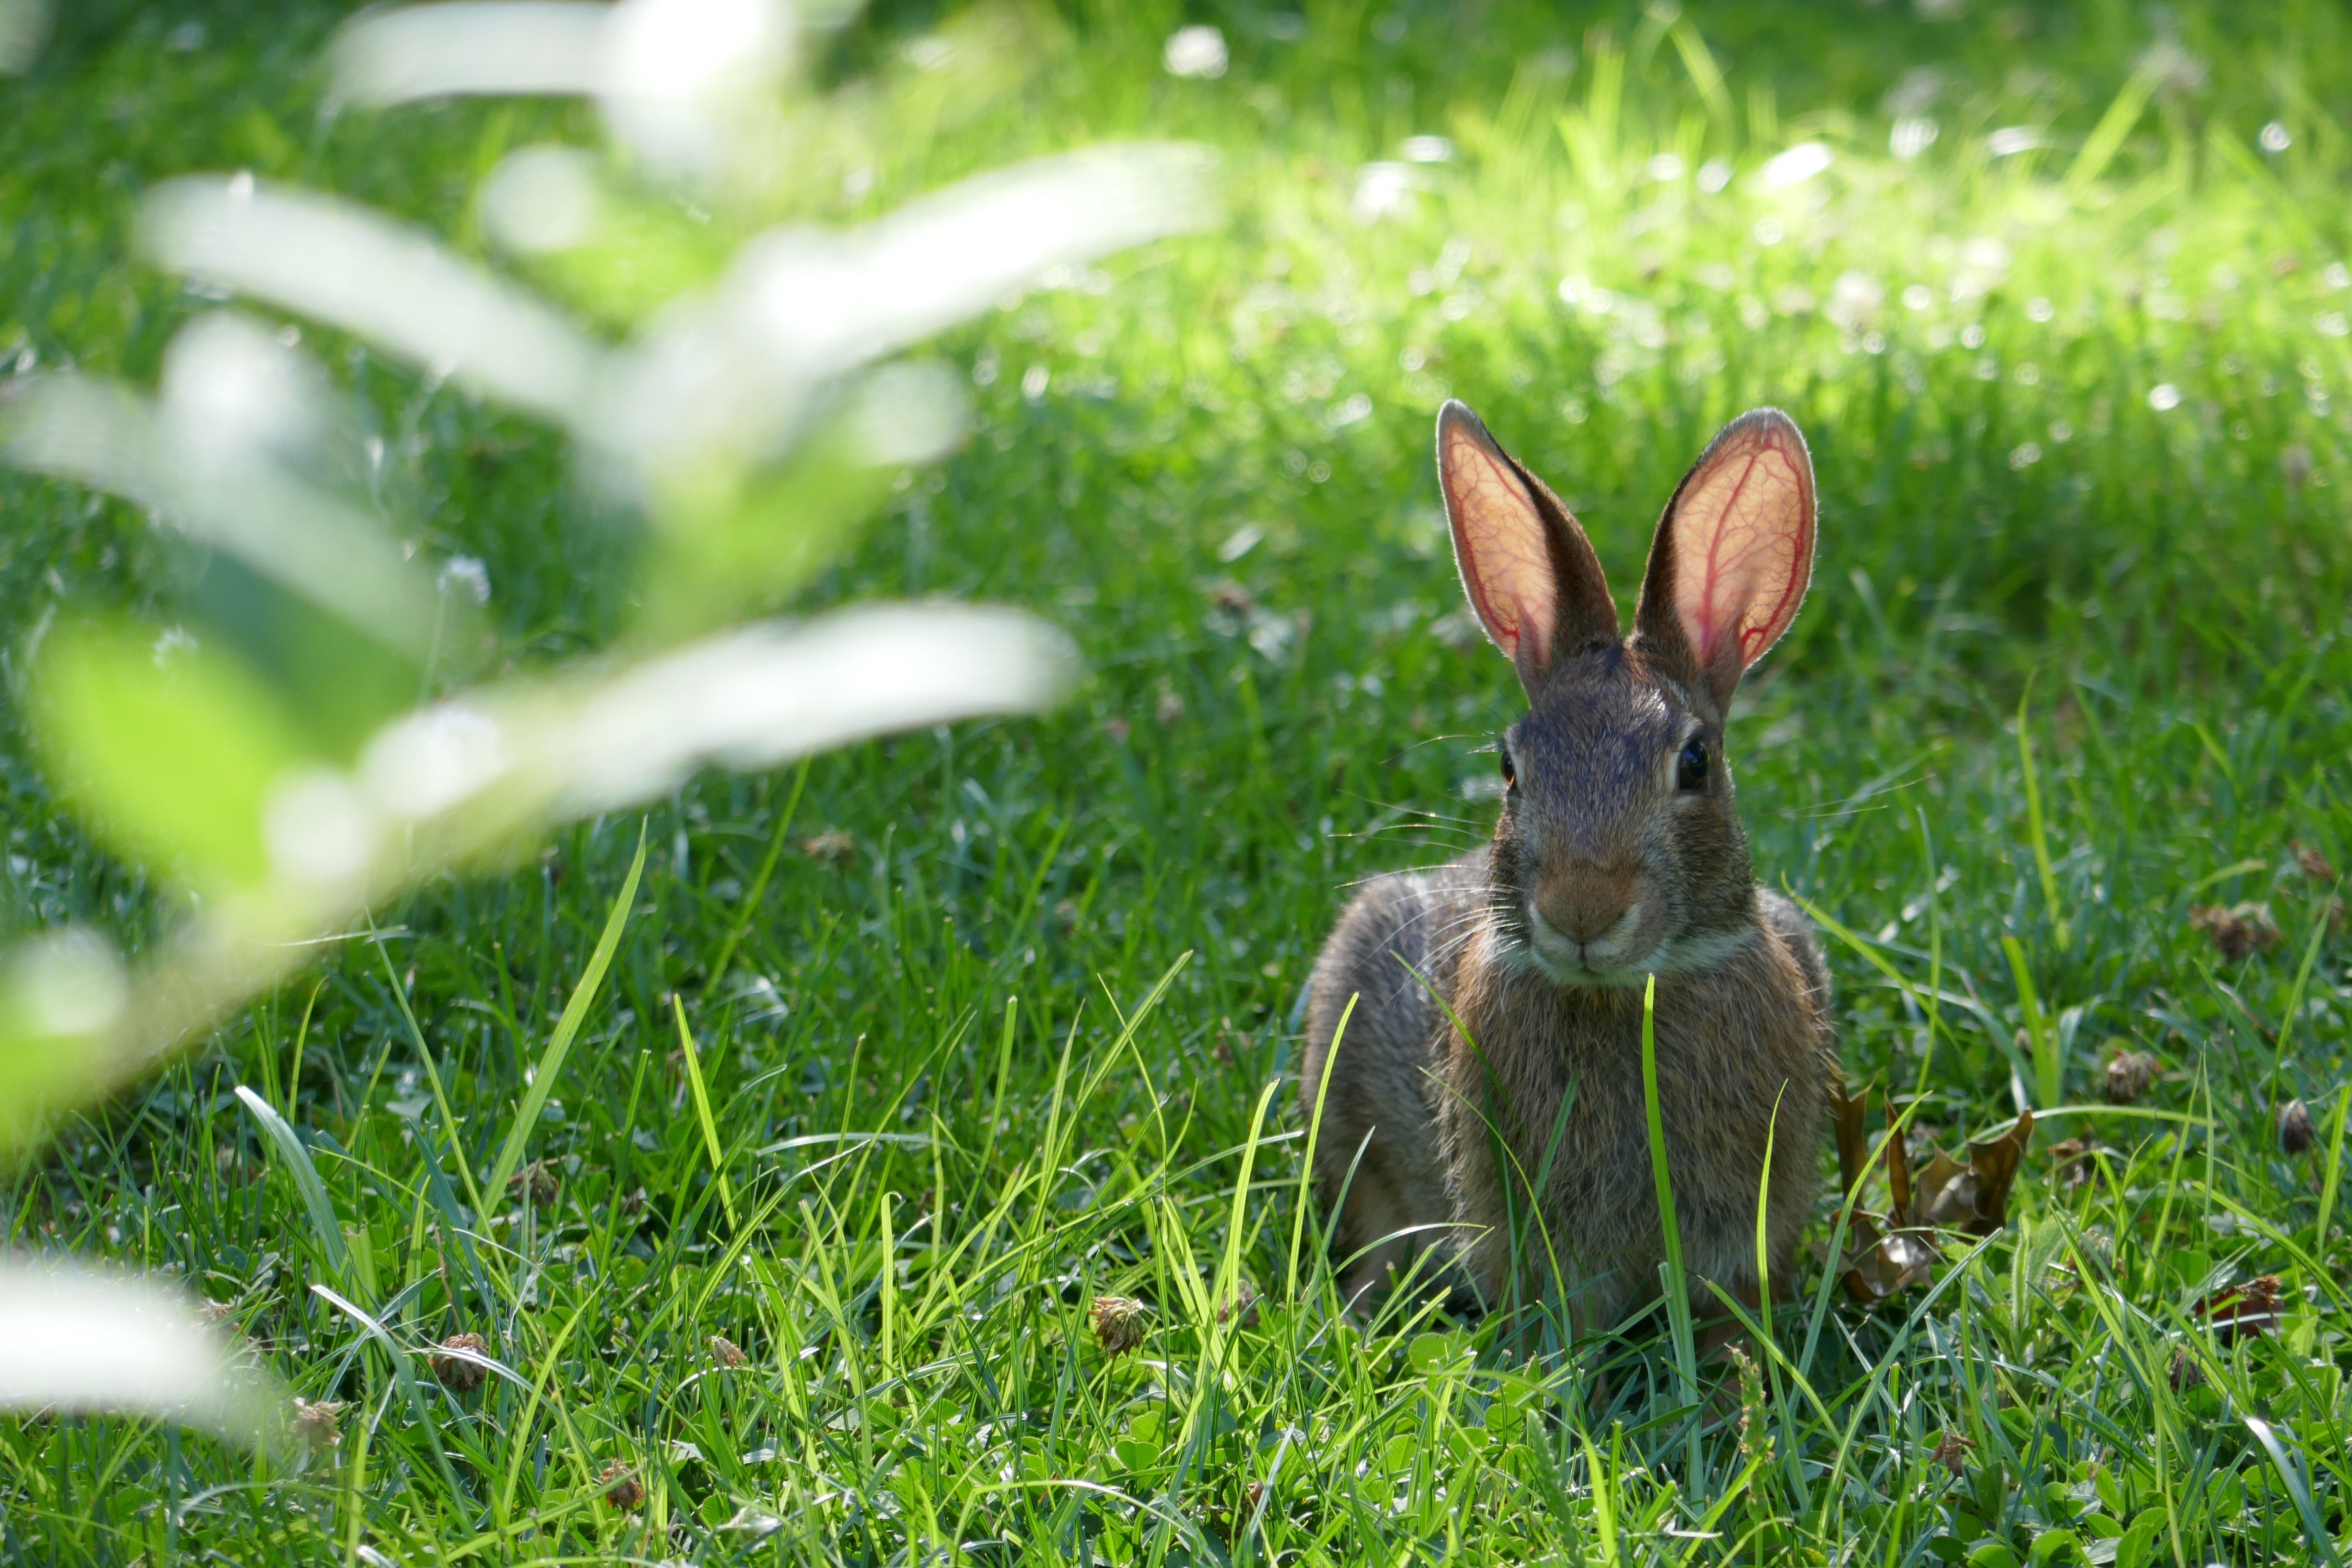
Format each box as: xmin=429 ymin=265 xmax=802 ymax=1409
xmin=1435 ymin=401 xmax=1817 ymax=988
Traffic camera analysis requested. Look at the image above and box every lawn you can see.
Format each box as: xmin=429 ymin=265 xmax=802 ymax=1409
xmin=5 ymin=0 xmax=2352 ymax=1563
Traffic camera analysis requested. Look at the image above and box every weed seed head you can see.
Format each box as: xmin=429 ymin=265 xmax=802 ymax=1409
xmin=510 ymin=1160 xmax=559 ymax=1208
xmin=2048 ymin=1137 xmax=2100 ymax=1189
xmin=431 ymin=1332 xmax=490 ymax=1393
xmin=2279 ymin=1099 xmax=2317 ymax=1155
xmin=1089 ymin=1294 xmax=1147 ymax=1355
xmin=600 ymin=1460 xmax=645 ymax=1510
xmin=292 ymin=1397 xmax=344 ymax=1451
xmin=2104 ymin=1049 xmax=2159 ymax=1104
xmin=800 ymin=829 xmax=856 ymax=867
xmin=1216 ymin=1278 xmax=1259 ymax=1327
xmin=2188 ymin=902 xmax=2281 ymax=962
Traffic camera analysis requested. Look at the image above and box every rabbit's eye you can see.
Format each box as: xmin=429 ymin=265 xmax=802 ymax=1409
xmin=1498 ymin=745 xmax=1517 ymax=789
xmin=1676 ymin=737 xmax=1709 ymax=792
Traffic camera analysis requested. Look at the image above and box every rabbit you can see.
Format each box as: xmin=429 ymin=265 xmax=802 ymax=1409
xmin=1298 ymin=400 xmax=1837 ymax=1342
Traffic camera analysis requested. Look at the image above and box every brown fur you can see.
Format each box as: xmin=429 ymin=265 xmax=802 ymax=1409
xmin=1300 ymin=859 xmax=1482 ymax=1297
xmin=1297 ymin=403 xmax=1837 ymax=1332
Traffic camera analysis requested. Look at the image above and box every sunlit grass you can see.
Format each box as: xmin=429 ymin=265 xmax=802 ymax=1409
xmin=6 ymin=1 xmax=2352 ymax=1563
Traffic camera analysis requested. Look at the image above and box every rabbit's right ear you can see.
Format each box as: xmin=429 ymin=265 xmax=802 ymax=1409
xmin=1436 ymin=401 xmax=1618 ymax=692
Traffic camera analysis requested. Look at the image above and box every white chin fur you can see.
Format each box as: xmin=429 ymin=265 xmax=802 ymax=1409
xmin=1519 ymin=928 xmax=1655 ymax=989
xmin=1515 ymin=925 xmax=1755 ymax=988
xmin=1530 ymin=952 xmax=1652 ymax=988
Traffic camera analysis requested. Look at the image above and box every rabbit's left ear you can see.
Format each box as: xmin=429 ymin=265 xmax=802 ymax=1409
xmin=1436 ymin=400 xmax=1620 ymax=695
xmin=1632 ymin=408 xmax=1816 ymax=708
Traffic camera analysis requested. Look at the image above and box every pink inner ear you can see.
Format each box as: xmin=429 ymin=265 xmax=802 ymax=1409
xmin=1442 ymin=426 xmax=1557 ymax=664
xmin=1673 ymin=419 xmax=1815 ymax=671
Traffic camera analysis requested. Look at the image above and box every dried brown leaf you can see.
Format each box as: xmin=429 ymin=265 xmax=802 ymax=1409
xmin=1833 ymin=1089 xmax=1954 ymax=1305
xmin=1917 ymin=1110 xmax=2034 ymax=1237
xmin=1913 ymin=1149 xmax=1967 ymax=1213
xmin=1829 ymin=1078 xmax=1869 ymax=1211
xmin=1838 ymin=1215 xmax=1938 ymax=1304
xmin=1884 ymin=1094 xmax=1916 ymax=1222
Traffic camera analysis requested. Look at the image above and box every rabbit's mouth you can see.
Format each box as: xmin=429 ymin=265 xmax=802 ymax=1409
xmin=1518 ymin=909 xmax=1762 ymax=987
xmin=1522 ymin=904 xmax=1657 ymax=988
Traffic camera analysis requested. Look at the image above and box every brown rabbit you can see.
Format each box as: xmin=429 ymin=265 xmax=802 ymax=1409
xmin=1298 ymin=401 xmax=1836 ymax=1340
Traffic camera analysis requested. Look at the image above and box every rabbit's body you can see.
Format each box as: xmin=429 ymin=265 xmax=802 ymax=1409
xmin=1300 ymin=401 xmax=1837 ymax=1332
xmin=1433 ymin=877 xmax=1831 ymax=1330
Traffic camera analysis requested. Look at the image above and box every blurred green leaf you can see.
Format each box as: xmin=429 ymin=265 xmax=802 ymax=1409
xmin=34 ymin=619 xmax=310 ymax=891
xmin=0 ymin=929 xmax=125 ymax=1149
xmin=189 ymin=553 xmax=427 ymax=760
xmin=0 ymin=1260 xmax=284 ymax=1445
xmin=517 ymin=178 xmax=735 ymax=330
xmin=641 ymin=412 xmax=904 ymax=637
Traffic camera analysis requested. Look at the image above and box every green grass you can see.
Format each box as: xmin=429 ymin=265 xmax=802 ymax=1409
xmin=9 ymin=0 xmax=2352 ymax=1562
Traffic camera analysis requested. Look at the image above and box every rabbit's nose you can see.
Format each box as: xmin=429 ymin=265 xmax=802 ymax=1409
xmin=1536 ymin=866 xmax=1638 ymax=944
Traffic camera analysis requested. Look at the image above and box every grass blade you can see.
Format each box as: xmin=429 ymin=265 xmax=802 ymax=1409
xmin=234 ymin=1084 xmax=352 ymax=1291
xmin=2018 ymin=676 xmax=2070 ymax=952
xmin=1286 ymin=990 xmax=1354 ymax=1304
xmin=373 ymin=922 xmax=489 ymax=1224
xmin=2064 ymin=58 xmax=2162 ymax=195
xmin=2317 ymin=1086 xmax=2351 ymax=1248
xmin=704 ymin=758 xmax=807 ymax=988
xmin=1639 ymin=974 xmax=1704 ymax=1484
xmin=2269 ymin=888 xmax=2333 ymax=1072
xmin=2244 ymin=1415 xmax=2345 ymax=1568
xmin=2001 ymin=935 xmax=2060 ymax=1109
xmin=1580 ymin=1424 xmax=1622 ymax=1568
xmin=310 ymin=1282 xmax=467 ymax=1504
xmin=1666 ymin=16 xmax=1733 ymax=129
xmin=1212 ymin=1075 xmax=1282 ymax=1351
xmin=672 ymin=993 xmax=738 ymax=1231
xmin=484 ymin=823 xmax=648 ymax=1207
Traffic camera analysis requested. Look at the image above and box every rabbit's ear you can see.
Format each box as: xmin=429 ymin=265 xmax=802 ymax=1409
xmin=1632 ymin=408 xmax=1816 ymax=708
xmin=1436 ymin=401 xmax=1618 ymax=692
